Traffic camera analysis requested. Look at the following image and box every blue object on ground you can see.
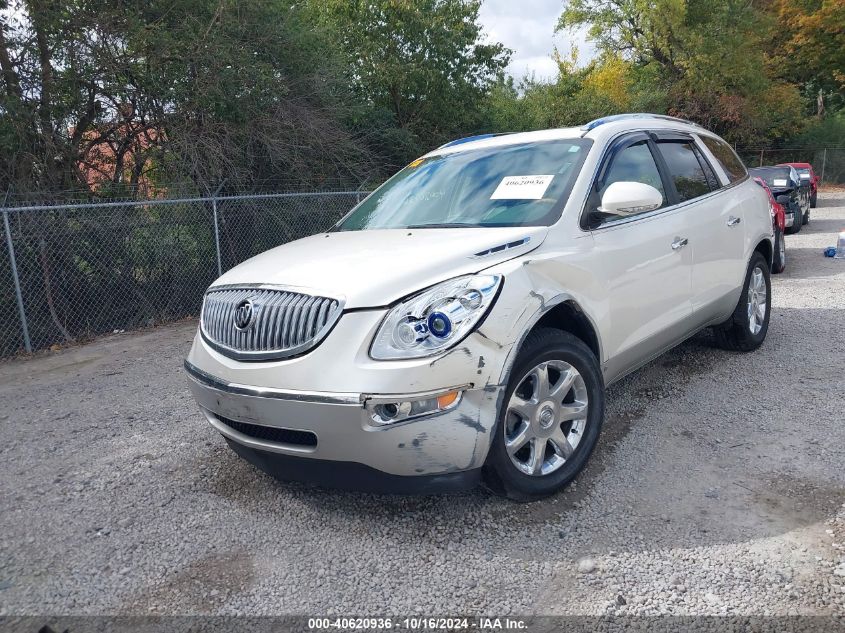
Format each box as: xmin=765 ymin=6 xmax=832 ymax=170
xmin=824 ymin=247 xmax=837 ymax=257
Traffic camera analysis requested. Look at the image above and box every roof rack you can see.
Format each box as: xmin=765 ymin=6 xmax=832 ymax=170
xmin=581 ymin=113 xmax=701 ymax=132
xmin=438 ymin=132 xmax=511 ymax=149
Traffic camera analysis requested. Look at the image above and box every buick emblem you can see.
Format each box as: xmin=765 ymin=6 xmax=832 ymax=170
xmin=234 ymin=298 xmax=255 ymax=330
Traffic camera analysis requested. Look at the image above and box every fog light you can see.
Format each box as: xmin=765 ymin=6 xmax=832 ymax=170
xmin=367 ymin=389 xmax=463 ymax=425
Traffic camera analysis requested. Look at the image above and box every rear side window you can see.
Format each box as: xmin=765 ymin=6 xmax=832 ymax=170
xmin=655 ymin=141 xmax=712 ymax=202
xmin=700 ymin=135 xmax=747 ymax=183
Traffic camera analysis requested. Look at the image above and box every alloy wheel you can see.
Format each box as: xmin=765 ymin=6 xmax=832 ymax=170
xmin=747 ymin=265 xmax=768 ymax=335
xmin=504 ymin=360 xmax=589 ymax=476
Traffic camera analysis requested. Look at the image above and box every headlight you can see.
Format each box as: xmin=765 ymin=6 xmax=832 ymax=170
xmin=370 ymin=274 xmax=502 ymax=360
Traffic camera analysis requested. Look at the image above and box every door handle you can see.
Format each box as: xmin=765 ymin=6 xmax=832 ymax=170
xmin=727 ymin=216 xmax=742 ymax=226
xmin=671 ymin=237 xmax=688 ymax=250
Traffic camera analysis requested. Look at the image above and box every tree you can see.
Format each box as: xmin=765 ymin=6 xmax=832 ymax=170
xmin=0 ymin=0 xmax=375 ymax=198
xmin=558 ymin=0 xmax=687 ymax=76
xmin=767 ymin=0 xmax=845 ymax=115
xmin=311 ymin=0 xmax=511 ymax=166
xmin=556 ymin=0 xmax=806 ymax=145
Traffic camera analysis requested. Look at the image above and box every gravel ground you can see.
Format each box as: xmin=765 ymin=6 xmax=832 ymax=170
xmin=1 ymin=193 xmax=844 ymax=617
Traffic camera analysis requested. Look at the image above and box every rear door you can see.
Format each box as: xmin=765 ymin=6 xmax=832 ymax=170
xmin=586 ymin=133 xmax=694 ymax=380
xmin=653 ymin=133 xmax=745 ymax=324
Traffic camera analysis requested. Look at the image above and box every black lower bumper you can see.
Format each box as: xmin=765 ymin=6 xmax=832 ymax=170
xmin=225 ymin=439 xmax=481 ymax=495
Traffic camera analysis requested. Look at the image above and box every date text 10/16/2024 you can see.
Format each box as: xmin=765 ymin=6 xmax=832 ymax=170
xmin=307 ymin=617 xmax=529 ymax=630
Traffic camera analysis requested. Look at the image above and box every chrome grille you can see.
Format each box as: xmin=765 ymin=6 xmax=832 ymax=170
xmin=200 ymin=286 xmax=343 ymax=360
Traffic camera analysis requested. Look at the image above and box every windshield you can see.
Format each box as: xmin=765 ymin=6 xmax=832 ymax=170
xmin=336 ymin=139 xmax=592 ymax=230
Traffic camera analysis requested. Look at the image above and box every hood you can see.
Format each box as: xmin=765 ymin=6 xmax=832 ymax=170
xmin=212 ymin=226 xmax=547 ymax=308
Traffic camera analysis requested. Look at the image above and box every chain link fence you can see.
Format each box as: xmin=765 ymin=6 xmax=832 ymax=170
xmin=737 ymin=147 xmax=845 ymax=185
xmin=0 ymin=191 xmax=366 ymax=358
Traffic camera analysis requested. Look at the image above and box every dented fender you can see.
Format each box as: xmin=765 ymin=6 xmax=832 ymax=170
xmin=473 ymin=252 xmax=607 ymax=391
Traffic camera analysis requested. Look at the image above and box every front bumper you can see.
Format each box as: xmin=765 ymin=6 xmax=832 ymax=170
xmin=224 ymin=440 xmax=481 ymax=493
xmin=185 ymin=360 xmax=501 ymax=487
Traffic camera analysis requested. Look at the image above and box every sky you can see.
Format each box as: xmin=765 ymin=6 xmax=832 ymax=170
xmin=477 ymin=0 xmax=595 ymax=81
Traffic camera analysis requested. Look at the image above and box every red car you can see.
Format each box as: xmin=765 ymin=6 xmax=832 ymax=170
xmin=753 ymin=176 xmax=786 ymax=273
xmin=778 ymin=162 xmax=819 ymax=208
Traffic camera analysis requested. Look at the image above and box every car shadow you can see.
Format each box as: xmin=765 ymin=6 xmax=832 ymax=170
xmin=793 ymin=217 xmax=844 ymax=234
xmin=814 ymin=195 xmax=845 ymax=208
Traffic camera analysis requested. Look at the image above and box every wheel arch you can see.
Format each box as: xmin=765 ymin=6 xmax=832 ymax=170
xmin=753 ymin=237 xmax=773 ymax=270
xmin=534 ymin=300 xmax=602 ymax=361
xmin=498 ymin=294 xmax=603 ymax=389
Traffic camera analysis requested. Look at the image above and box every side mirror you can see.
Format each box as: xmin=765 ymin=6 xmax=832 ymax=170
xmin=599 ymin=181 xmax=663 ymax=217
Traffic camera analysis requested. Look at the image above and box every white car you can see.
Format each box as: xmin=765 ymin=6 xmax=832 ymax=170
xmin=185 ymin=113 xmax=773 ymax=499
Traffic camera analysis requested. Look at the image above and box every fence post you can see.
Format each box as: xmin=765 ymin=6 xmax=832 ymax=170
xmin=820 ymin=148 xmax=827 ymax=185
xmin=3 ymin=210 xmax=32 ymax=353
xmin=212 ymin=196 xmax=222 ymax=277
xmin=759 ymin=149 xmax=764 ymax=167
xmin=210 ymin=181 xmax=227 ymax=278
xmin=355 ymin=181 xmax=368 ymax=204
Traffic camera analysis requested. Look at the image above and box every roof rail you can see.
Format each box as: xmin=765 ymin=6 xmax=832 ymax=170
xmin=438 ymin=133 xmax=509 ymax=149
xmin=581 ymin=113 xmax=701 ymax=132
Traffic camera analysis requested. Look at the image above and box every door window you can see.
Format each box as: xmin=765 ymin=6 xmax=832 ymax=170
xmin=593 ymin=141 xmax=666 ymax=222
xmin=698 ymin=150 xmax=720 ymax=190
xmin=656 ymin=141 xmax=712 ymax=202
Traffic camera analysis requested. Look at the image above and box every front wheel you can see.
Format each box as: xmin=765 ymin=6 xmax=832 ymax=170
xmin=810 ymin=191 xmax=817 ymax=208
xmin=713 ymin=252 xmax=771 ymax=352
xmin=772 ymin=227 xmax=786 ymax=274
xmin=483 ymin=328 xmax=604 ymax=501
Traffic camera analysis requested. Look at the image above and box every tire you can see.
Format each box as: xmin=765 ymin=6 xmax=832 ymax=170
xmin=810 ymin=191 xmax=817 ymax=209
xmin=803 ymin=204 xmax=810 ymax=225
xmin=772 ymin=227 xmax=786 ymax=274
xmin=483 ymin=328 xmax=604 ymax=501
xmin=712 ymin=252 xmax=771 ymax=352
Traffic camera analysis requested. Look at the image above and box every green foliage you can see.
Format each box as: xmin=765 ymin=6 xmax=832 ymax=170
xmin=771 ymin=0 xmax=845 ymax=96
xmin=555 ymin=0 xmax=826 ymax=146
xmin=480 ymin=51 xmax=668 ymax=137
xmin=310 ymin=0 xmax=510 ymax=166
xmin=795 ymin=113 xmax=845 ymax=147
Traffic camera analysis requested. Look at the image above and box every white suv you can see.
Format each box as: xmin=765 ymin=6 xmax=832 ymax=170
xmin=185 ymin=114 xmax=773 ymax=499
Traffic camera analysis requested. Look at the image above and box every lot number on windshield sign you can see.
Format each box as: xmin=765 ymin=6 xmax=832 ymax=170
xmin=491 ymin=175 xmax=554 ymax=200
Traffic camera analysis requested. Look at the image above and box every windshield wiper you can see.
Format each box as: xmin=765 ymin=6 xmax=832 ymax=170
xmin=405 ymin=222 xmax=479 ymax=229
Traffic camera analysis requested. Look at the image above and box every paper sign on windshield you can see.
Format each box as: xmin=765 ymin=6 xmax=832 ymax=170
xmin=773 ymin=178 xmax=788 ymax=187
xmin=491 ymin=175 xmax=554 ymax=200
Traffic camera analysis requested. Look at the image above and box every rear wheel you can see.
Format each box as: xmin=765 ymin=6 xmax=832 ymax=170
xmin=772 ymin=227 xmax=786 ymax=274
xmin=484 ymin=328 xmax=604 ymax=501
xmin=713 ymin=252 xmax=771 ymax=352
